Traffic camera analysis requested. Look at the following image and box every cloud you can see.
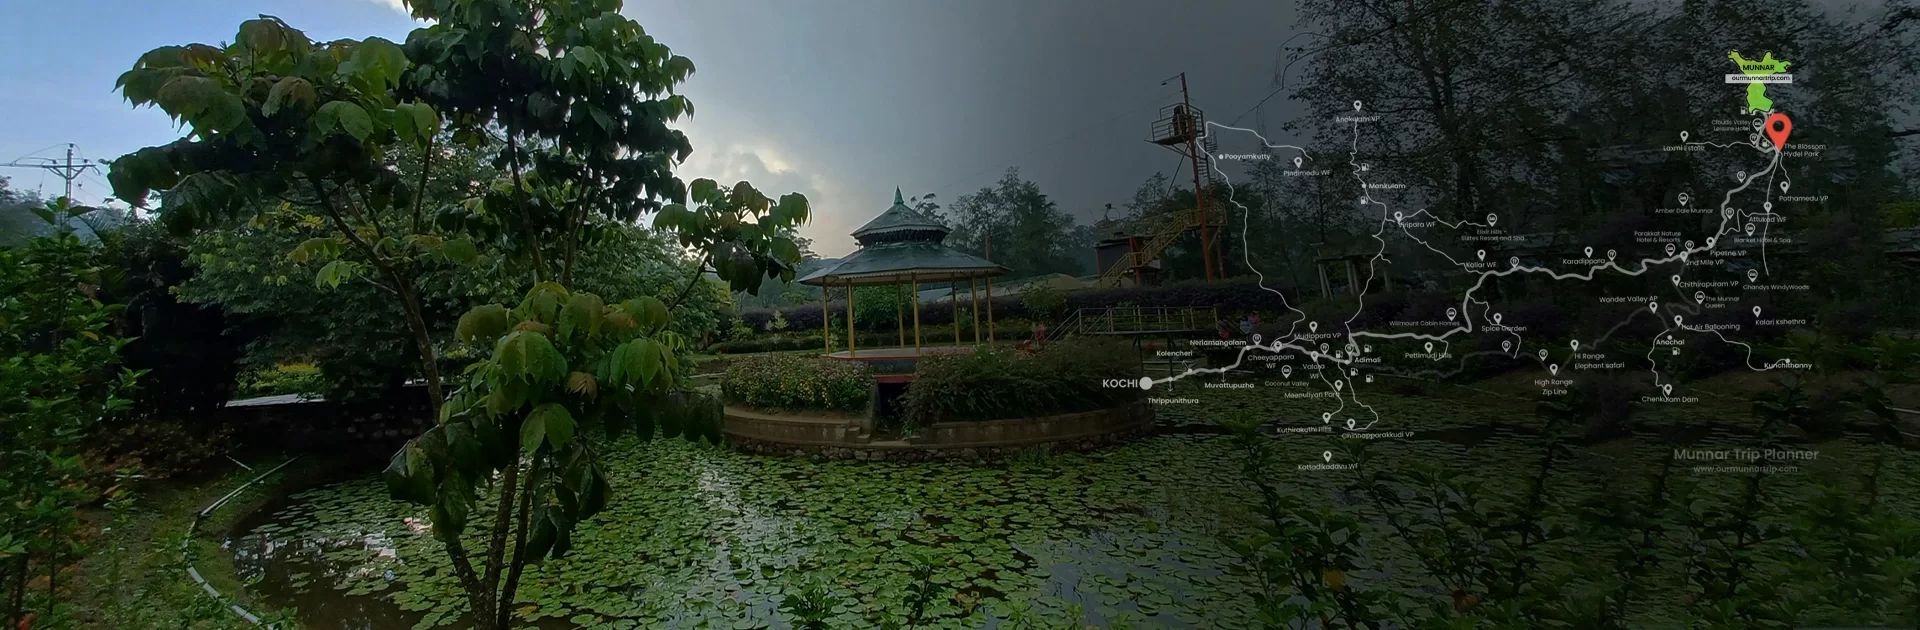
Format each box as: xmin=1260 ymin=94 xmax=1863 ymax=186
xmin=677 ymin=139 xmax=863 ymax=257
xmin=360 ymin=0 xmax=412 ymax=16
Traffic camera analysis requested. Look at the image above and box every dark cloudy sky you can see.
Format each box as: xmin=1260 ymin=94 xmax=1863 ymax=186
xmin=0 ymin=0 xmax=1305 ymax=256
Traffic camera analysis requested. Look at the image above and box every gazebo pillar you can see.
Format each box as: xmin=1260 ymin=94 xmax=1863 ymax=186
xmin=895 ymin=283 xmax=905 ymax=347
xmin=986 ymin=276 xmax=995 ymax=343
xmin=911 ymin=274 xmax=922 ymax=352
xmin=845 ymin=279 xmax=857 ymax=358
xmin=969 ymin=278 xmax=981 ymax=345
xmin=950 ymin=282 xmax=960 ymax=347
xmin=821 ymin=284 xmax=832 ymax=352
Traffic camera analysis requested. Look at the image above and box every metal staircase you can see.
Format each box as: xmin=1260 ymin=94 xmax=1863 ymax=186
xmin=1095 ymin=208 xmax=1228 ymax=287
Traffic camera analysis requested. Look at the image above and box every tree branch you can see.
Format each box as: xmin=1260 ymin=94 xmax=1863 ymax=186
xmin=505 ymin=134 xmax=549 ymax=283
xmin=413 ymin=134 xmax=437 ymax=236
xmin=666 ymin=255 xmax=711 ymax=313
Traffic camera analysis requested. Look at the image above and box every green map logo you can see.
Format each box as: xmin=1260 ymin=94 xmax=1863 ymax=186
xmin=1728 ymin=51 xmax=1792 ymax=114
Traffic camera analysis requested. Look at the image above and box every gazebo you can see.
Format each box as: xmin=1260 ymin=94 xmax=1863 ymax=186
xmin=798 ymin=189 xmax=1009 ymax=378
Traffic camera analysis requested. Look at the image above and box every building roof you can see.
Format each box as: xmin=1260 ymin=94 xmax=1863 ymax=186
xmin=800 ymin=188 xmax=1009 ymax=286
xmin=850 ymin=188 xmax=950 ymax=245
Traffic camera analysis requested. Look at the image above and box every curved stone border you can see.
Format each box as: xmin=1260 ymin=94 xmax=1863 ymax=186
xmin=724 ymin=400 xmax=1153 ymax=460
xmin=185 ymin=456 xmax=300 ymax=628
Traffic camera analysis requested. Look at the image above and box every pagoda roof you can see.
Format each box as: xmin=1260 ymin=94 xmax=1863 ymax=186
xmin=850 ymin=188 xmax=949 ymax=244
xmin=797 ymin=241 xmax=1008 ymax=286
xmin=800 ymin=188 xmax=1008 ymax=286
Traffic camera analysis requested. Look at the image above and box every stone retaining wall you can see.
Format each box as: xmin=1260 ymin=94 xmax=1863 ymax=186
xmin=722 ymin=401 xmax=1153 ymax=460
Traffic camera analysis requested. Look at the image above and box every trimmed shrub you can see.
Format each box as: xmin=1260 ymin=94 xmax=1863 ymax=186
xmin=903 ymin=338 xmax=1143 ymax=424
xmin=720 ymin=354 xmax=872 ymax=413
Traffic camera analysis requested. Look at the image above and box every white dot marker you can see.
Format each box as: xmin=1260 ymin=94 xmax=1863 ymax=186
xmin=1446 ymin=308 xmax=1458 ymax=321
xmin=1550 ymin=364 xmax=1559 ymax=375
xmin=1663 ymin=384 xmax=1673 ymax=396
xmin=1477 ymin=249 xmax=1486 ymax=261
xmin=1607 ymin=249 xmax=1617 ymax=261
xmin=1487 ymin=213 xmax=1498 ymax=227
xmin=1424 ymin=342 xmax=1434 ymax=353
xmin=1584 ymin=246 xmax=1593 ymax=258
xmin=1694 ymin=291 xmax=1706 ymax=304
xmin=1780 ymin=181 xmax=1789 ymax=192
xmin=1753 ymin=306 xmax=1762 ymax=317
xmin=1706 ymin=237 xmax=1715 ymax=247
xmin=1680 ymin=131 xmax=1689 ymax=142
xmin=1139 ymin=377 xmax=1154 ymax=390
xmin=1570 ymin=340 xmax=1580 ymax=350
xmin=1493 ymin=313 xmax=1503 ymax=325
xmin=1747 ymin=269 xmax=1759 ymax=282
xmin=1323 ymin=450 xmax=1333 ymax=462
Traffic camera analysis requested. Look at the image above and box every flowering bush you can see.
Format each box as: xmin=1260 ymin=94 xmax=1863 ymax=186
xmin=721 ymin=355 xmax=872 ymax=413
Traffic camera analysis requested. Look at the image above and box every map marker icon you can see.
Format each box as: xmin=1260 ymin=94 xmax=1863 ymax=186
xmin=1694 ymin=291 xmax=1706 ymax=304
xmin=1571 ymin=340 xmax=1580 ymax=350
xmin=1492 ymin=313 xmax=1503 ymax=325
xmin=1282 ymin=365 xmax=1293 ymax=378
xmin=1746 ymin=223 xmax=1756 ymax=236
xmin=1649 ymin=302 xmax=1659 ymax=312
xmin=1763 ymin=201 xmax=1772 ymax=211
xmin=1446 ymin=308 xmax=1457 ymax=321
xmin=1665 ymin=243 xmax=1677 ymax=256
xmin=1753 ymin=306 xmax=1763 ymax=317
xmin=1678 ymin=193 xmax=1689 ymax=205
xmin=1309 ymin=321 xmax=1319 ymax=333
xmin=1424 ymin=342 xmax=1434 ymax=353
xmin=1293 ymin=156 xmax=1303 ymax=169
xmin=1550 ymin=364 xmax=1559 ymax=375
xmin=1607 ymin=249 xmax=1616 ymax=261
xmin=1323 ymin=451 xmax=1333 ymax=462
xmin=1501 ymin=340 xmax=1511 ymax=352
xmin=1663 ymin=384 xmax=1673 ymax=396
xmin=1346 ymin=418 xmax=1355 ymax=430
xmin=1487 ymin=213 xmax=1498 ymax=227
xmin=1748 ymin=269 xmax=1759 ymax=282
xmin=1477 ymin=249 xmax=1486 ymax=261
xmin=1780 ymin=181 xmax=1790 ymax=193
xmin=1539 ymin=349 xmax=1548 ymax=360
xmin=1584 ymin=246 xmax=1593 ymax=258
xmin=1322 ymin=411 xmax=1330 ymax=422
xmin=1764 ymin=113 xmax=1792 ymax=151
xmin=1680 ymin=131 xmax=1689 ymax=142
xmin=1671 ymin=274 xmax=1681 ymax=286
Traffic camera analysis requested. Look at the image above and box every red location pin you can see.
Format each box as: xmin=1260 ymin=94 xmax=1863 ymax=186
xmin=1763 ymin=113 xmax=1792 ymax=152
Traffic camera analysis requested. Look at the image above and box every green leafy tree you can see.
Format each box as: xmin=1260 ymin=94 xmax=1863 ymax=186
xmin=0 ymin=199 xmax=142 ymax=626
xmin=92 ymin=3 xmax=808 ymax=629
xmin=108 ymin=16 xmax=472 ymax=413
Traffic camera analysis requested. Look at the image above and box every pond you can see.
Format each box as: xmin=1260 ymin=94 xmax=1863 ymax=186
xmin=225 ymin=386 xmax=1920 ymax=629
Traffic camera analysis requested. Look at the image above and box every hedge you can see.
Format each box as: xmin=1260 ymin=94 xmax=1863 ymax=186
xmin=902 ymin=338 xmax=1143 ymax=425
xmin=708 ymin=327 xmax=1037 ymax=355
xmin=719 ymin=354 xmax=872 ymax=413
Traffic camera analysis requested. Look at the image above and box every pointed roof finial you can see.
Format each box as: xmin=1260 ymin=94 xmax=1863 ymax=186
xmin=893 ymin=187 xmax=905 ymax=205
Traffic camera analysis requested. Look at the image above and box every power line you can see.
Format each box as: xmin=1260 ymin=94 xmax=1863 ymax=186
xmin=2 ymin=143 xmax=102 ymax=202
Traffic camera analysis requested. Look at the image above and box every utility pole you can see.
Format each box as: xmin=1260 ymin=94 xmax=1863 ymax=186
xmin=2 ymin=144 xmax=101 ymax=202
